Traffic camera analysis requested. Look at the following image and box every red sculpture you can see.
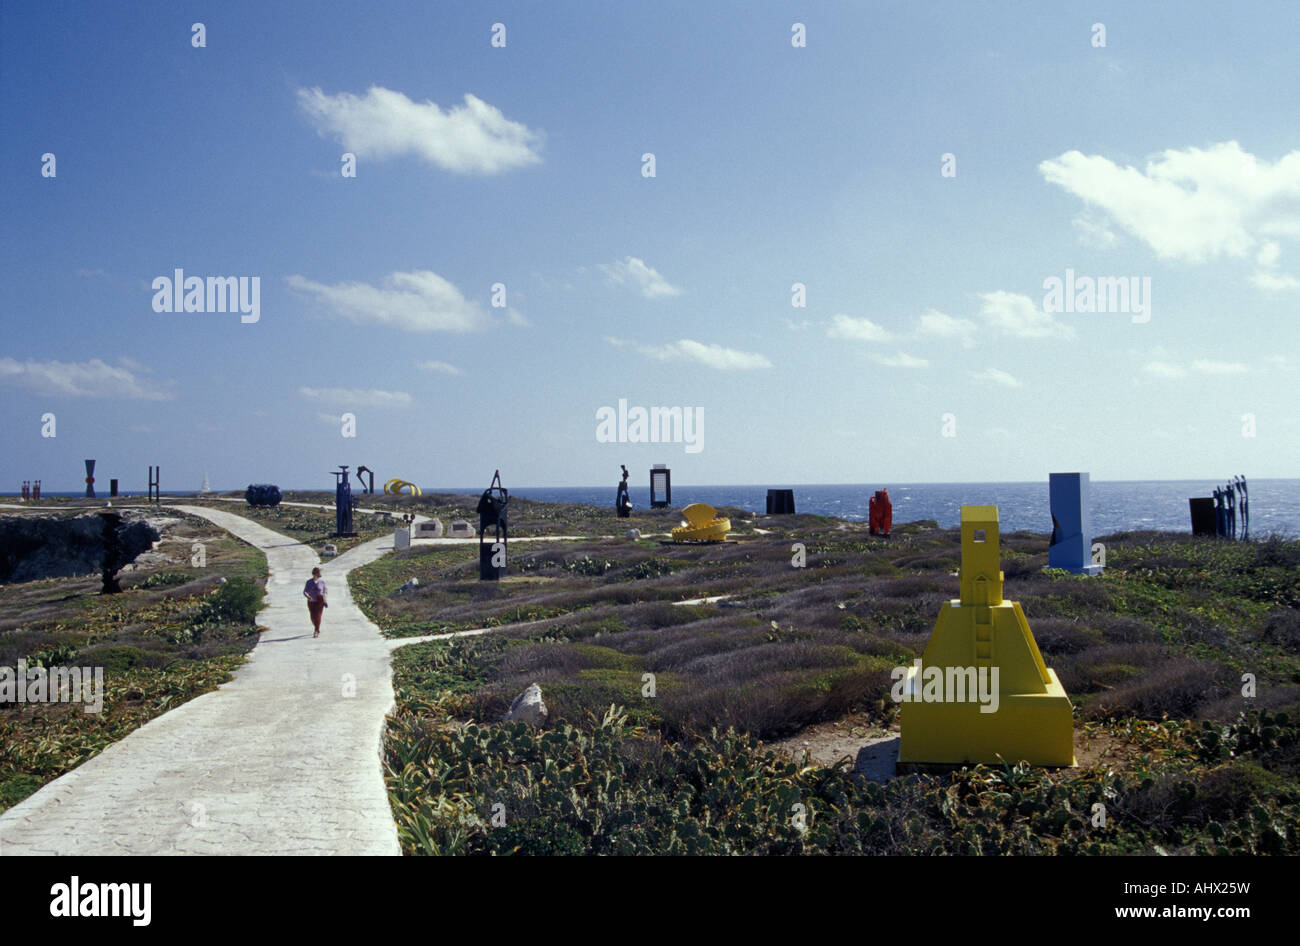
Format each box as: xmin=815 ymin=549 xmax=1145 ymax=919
xmin=869 ymin=488 xmax=892 ymax=537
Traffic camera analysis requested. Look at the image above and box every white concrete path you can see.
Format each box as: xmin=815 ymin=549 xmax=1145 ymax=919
xmin=0 ymin=505 xmax=407 ymax=855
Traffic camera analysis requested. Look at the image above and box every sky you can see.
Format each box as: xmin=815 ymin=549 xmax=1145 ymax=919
xmin=1 ymin=1 xmax=1298 ymax=493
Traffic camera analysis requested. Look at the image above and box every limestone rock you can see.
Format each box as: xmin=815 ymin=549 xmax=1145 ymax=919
xmin=416 ymin=518 xmax=444 ymax=538
xmin=504 ymin=683 xmax=548 ymax=726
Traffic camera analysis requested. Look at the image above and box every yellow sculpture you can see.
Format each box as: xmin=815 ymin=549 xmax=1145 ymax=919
xmin=383 ymin=478 xmax=422 ymax=496
xmin=898 ymin=505 xmax=1075 ymax=766
xmin=671 ymin=503 xmax=731 ymax=543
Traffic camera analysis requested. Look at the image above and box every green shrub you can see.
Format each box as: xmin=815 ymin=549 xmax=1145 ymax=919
xmin=196 ymin=577 xmax=264 ymax=625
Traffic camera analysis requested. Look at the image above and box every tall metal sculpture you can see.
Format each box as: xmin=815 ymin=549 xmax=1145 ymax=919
xmin=84 ymin=459 xmax=96 ymax=498
xmin=477 ymin=470 xmax=508 ymax=580
xmin=356 ymin=465 xmax=376 ymax=495
xmin=1236 ymin=475 xmax=1250 ymax=540
xmin=332 ymin=466 xmax=358 ymax=537
xmin=615 ymin=464 xmax=632 ymax=518
xmin=148 ymin=465 xmax=161 ymax=503
xmin=99 ymin=512 xmax=124 ymax=595
xmin=1226 ymin=482 xmax=1237 ymax=539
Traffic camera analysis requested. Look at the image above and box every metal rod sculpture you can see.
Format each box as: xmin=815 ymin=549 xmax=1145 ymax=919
xmin=1235 ymin=475 xmax=1250 ymax=540
xmin=84 ymin=459 xmax=96 ymax=498
xmin=357 ymin=465 xmax=376 ymax=495
xmin=1226 ymin=482 xmax=1237 ymax=539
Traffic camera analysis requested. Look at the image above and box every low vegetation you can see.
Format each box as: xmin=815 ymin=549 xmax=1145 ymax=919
xmin=352 ymin=500 xmax=1300 ymax=854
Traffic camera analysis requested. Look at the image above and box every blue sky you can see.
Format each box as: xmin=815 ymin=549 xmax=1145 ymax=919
xmin=2 ymin=1 xmax=1297 ymax=492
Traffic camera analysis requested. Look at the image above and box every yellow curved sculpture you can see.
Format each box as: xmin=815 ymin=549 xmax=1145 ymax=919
xmin=671 ymin=503 xmax=731 ymax=543
xmin=384 ymin=478 xmax=422 ymax=496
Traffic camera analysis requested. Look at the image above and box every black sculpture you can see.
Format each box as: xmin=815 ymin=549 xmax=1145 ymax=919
xmin=99 ymin=512 xmax=123 ymax=594
xmin=477 ymin=470 xmax=509 ymax=580
xmin=356 ymin=465 xmax=376 ymax=495
xmin=1226 ymin=481 xmax=1237 ymax=540
xmin=1237 ymin=475 xmax=1249 ymax=540
xmin=616 ymin=464 xmax=632 ymax=518
xmin=245 ymin=484 xmax=283 ymax=507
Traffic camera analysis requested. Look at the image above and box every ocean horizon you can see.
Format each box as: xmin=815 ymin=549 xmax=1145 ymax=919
xmin=7 ymin=478 xmax=1296 ymax=538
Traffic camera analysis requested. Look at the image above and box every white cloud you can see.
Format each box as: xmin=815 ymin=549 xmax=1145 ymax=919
xmin=296 ymin=86 xmax=542 ymax=174
xmin=0 ymin=357 xmax=172 ymax=400
xmin=612 ymin=337 xmax=772 ymax=370
xmin=417 ymin=360 xmax=464 ymax=376
xmin=1039 ymin=142 xmax=1300 ymax=272
xmin=1191 ymin=359 xmax=1248 ymax=375
xmin=1142 ymin=360 xmax=1187 ymax=379
xmin=977 ymin=290 xmax=1076 ymax=340
xmin=827 ymin=313 xmax=892 ymax=342
xmin=971 ymin=367 xmax=1022 ymax=387
xmin=298 ymin=387 xmax=412 ymax=407
xmin=868 ymin=352 xmax=929 ymax=369
xmin=1072 ymin=214 xmax=1120 ymax=249
xmin=1142 ymin=358 xmax=1249 ymax=379
xmin=598 ymin=257 xmax=681 ymax=298
xmin=287 ymin=270 xmax=492 ymax=332
xmin=914 ymin=308 xmax=976 ymax=347
xmin=1249 ymin=270 xmax=1300 ymax=291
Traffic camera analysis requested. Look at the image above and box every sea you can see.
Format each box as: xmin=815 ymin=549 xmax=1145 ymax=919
xmin=6 ymin=480 xmax=1297 ymax=537
xmin=496 ymin=480 xmax=1300 ymax=537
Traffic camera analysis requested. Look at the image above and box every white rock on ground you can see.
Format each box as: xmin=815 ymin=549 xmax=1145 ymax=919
xmin=504 ymin=683 xmax=548 ymax=726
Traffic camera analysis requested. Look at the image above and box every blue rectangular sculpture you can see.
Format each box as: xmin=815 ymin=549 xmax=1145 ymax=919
xmin=1049 ymin=472 xmax=1102 ymax=576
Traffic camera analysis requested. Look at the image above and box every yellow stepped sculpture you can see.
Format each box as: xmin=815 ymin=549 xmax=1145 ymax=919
xmin=671 ymin=503 xmax=731 ymax=543
xmin=898 ymin=505 xmax=1075 ymax=766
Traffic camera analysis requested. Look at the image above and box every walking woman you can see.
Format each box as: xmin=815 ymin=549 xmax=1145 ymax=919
xmin=303 ymin=567 xmax=328 ymax=637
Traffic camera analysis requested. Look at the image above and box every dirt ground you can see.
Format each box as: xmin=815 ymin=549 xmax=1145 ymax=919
xmin=761 ymin=713 xmax=1146 ymax=782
